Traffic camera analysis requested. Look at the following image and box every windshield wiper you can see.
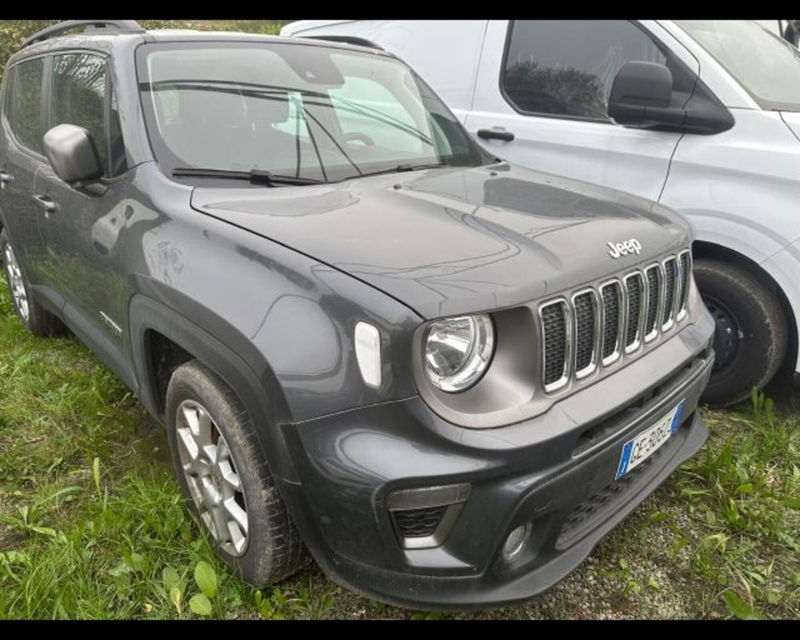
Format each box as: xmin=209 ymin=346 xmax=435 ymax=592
xmin=356 ymin=162 xmax=452 ymax=179
xmin=172 ymin=167 xmax=324 ymax=186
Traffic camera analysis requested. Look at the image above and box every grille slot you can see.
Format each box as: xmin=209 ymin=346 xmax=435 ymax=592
xmin=624 ymin=273 xmax=644 ymax=351
xmin=600 ymin=281 xmax=622 ymax=363
xmin=540 ymin=301 xmax=569 ymax=390
xmin=573 ymin=291 xmax=597 ymax=377
xmin=644 ymin=265 xmax=661 ymax=340
xmin=392 ymin=506 xmax=448 ymax=539
xmin=538 ymin=249 xmax=690 ymax=393
xmin=677 ymin=251 xmax=691 ymax=318
xmin=662 ymin=257 xmax=678 ymax=329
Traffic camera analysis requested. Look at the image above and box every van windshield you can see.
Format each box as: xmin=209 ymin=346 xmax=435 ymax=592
xmin=136 ymin=42 xmax=489 ymax=183
xmin=676 ymin=20 xmax=800 ymax=111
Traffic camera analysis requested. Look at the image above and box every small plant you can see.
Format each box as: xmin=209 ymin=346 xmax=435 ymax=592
xmin=0 ymin=486 xmax=80 ymax=539
xmin=161 ymin=565 xmax=185 ymax=616
xmin=723 ymin=589 xmax=764 ymax=620
xmin=750 ymin=388 xmax=775 ymax=428
xmin=254 ymin=587 xmax=290 ymax=620
xmin=189 ymin=560 xmax=218 ymax=617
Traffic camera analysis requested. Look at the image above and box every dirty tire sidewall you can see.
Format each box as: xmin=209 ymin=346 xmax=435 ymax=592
xmin=166 ymin=360 xmax=308 ymax=586
xmin=694 ymin=259 xmax=788 ymax=407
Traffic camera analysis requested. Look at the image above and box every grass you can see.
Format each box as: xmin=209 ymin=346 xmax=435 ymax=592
xmin=0 ymin=280 xmax=798 ymax=619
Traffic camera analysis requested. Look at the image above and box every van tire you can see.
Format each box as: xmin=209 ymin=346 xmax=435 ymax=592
xmin=1 ymin=228 xmax=64 ymax=337
xmin=694 ymin=259 xmax=788 ymax=407
xmin=165 ymin=360 xmax=309 ymax=586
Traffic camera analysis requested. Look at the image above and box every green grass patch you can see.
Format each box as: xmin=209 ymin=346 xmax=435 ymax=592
xmin=1 ymin=277 xmax=799 ymax=618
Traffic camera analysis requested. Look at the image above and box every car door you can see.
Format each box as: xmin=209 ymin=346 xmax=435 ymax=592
xmin=465 ymin=20 xmax=700 ymax=202
xmin=34 ymin=50 xmax=131 ymax=351
xmin=0 ymin=56 xmax=51 ymax=290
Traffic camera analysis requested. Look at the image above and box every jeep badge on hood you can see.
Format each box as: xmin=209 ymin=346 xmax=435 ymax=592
xmin=608 ymin=238 xmax=643 ymax=258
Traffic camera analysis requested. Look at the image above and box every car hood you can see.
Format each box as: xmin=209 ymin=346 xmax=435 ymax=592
xmin=190 ymin=164 xmax=691 ymax=319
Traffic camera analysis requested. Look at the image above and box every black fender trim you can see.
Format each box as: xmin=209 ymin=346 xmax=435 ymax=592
xmin=128 ymin=293 xmax=300 ymax=484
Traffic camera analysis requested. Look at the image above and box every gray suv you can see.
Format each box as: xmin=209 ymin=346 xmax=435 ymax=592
xmin=0 ymin=21 xmax=715 ymax=608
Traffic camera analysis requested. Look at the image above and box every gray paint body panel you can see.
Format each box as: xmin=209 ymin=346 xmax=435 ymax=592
xmin=191 ymin=164 xmax=691 ymax=320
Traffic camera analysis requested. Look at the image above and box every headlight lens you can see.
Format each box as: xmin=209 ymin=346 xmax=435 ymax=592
xmin=424 ymin=314 xmax=495 ymax=392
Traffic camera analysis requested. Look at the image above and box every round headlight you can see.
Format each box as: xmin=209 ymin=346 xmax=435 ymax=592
xmin=424 ymin=314 xmax=495 ymax=393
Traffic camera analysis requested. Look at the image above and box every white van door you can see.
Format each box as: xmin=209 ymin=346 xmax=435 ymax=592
xmin=465 ymin=20 xmax=700 ymax=202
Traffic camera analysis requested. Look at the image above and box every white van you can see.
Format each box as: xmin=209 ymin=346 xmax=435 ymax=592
xmin=282 ymin=19 xmax=800 ymax=406
xmin=754 ymin=20 xmax=799 ymax=46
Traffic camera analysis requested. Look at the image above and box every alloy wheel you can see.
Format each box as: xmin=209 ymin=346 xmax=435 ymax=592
xmin=4 ymin=242 xmax=29 ymax=323
xmin=175 ymin=399 xmax=249 ymax=557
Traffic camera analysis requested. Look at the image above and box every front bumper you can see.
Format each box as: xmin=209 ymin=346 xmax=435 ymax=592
xmin=278 ymin=311 xmax=715 ymax=609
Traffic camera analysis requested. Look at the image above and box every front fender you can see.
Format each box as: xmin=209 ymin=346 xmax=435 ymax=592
xmin=122 ymin=164 xmax=424 ymax=426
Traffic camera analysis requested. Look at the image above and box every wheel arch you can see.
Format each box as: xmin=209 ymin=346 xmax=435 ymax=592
xmin=692 ymin=240 xmax=798 ymax=373
xmin=128 ymin=293 xmax=300 ymax=483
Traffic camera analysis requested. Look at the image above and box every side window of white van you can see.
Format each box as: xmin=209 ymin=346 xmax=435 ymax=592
xmin=501 ymin=20 xmax=667 ymax=120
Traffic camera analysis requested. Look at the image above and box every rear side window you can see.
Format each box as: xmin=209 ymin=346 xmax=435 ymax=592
xmin=50 ymin=52 xmax=127 ymax=178
xmin=6 ymin=58 xmax=45 ymax=153
xmin=501 ymin=20 xmax=667 ymax=120
xmin=2 ymin=65 xmax=16 ymax=128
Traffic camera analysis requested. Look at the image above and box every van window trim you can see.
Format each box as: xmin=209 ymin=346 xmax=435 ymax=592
xmin=496 ymin=19 xmax=675 ymax=125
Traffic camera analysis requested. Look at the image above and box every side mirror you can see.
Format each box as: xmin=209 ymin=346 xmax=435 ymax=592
xmin=608 ymin=61 xmax=734 ymax=135
xmin=607 ymin=61 xmax=683 ymax=128
xmin=43 ymin=124 xmax=103 ymax=185
xmin=784 ymin=20 xmax=800 ymax=47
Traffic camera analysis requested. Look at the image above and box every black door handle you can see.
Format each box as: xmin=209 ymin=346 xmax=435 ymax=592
xmin=477 ymin=128 xmax=515 ymax=142
xmin=32 ymin=194 xmax=58 ymax=214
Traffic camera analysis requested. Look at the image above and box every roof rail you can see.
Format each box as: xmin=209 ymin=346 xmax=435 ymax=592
xmin=21 ymin=20 xmax=145 ymax=49
xmin=304 ymin=35 xmax=384 ymax=51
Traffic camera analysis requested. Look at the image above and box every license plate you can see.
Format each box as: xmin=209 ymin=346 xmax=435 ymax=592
xmin=615 ymin=399 xmax=686 ymax=480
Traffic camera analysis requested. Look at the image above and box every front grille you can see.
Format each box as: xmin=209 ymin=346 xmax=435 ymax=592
xmin=539 ymin=249 xmax=690 ymax=394
xmin=541 ymin=301 xmax=569 ymax=389
xmin=573 ymin=291 xmax=597 ymax=376
xmin=392 ymin=506 xmax=448 ymax=539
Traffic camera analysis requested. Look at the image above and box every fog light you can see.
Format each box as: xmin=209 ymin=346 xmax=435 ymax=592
xmin=503 ymin=523 xmax=531 ymax=559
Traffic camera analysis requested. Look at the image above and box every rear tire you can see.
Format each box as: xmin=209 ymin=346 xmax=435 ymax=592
xmin=694 ymin=259 xmax=788 ymax=407
xmin=0 ymin=228 xmax=64 ymax=337
xmin=165 ymin=360 xmax=309 ymax=586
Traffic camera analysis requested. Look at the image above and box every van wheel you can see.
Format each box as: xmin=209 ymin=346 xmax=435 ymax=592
xmin=0 ymin=228 xmax=64 ymax=336
xmin=694 ymin=259 xmax=788 ymax=407
xmin=165 ymin=360 xmax=308 ymax=586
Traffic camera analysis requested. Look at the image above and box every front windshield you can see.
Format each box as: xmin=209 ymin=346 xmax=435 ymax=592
xmin=676 ymin=20 xmax=800 ymax=111
xmin=137 ymin=42 xmax=488 ymax=183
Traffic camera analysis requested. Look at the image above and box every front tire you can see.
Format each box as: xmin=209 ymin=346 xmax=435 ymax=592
xmin=694 ymin=259 xmax=788 ymax=407
xmin=0 ymin=228 xmax=63 ymax=336
xmin=165 ymin=360 xmax=308 ymax=585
